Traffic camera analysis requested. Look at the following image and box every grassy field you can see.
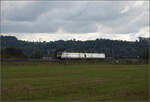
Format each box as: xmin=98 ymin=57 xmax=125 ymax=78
xmin=1 ymin=62 xmax=149 ymax=101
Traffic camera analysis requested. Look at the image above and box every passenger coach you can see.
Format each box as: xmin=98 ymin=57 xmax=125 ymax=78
xmin=57 ymin=52 xmax=105 ymax=59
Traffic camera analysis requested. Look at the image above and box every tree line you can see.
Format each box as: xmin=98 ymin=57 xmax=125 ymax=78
xmin=0 ymin=36 xmax=149 ymax=60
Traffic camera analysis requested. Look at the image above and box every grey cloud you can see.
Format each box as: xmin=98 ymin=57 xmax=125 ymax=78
xmin=1 ymin=1 xmax=149 ymax=34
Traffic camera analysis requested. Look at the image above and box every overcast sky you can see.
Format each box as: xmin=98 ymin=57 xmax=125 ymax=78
xmin=1 ymin=1 xmax=149 ymax=41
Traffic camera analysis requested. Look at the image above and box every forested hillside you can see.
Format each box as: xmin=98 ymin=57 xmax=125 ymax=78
xmin=0 ymin=36 xmax=149 ymax=59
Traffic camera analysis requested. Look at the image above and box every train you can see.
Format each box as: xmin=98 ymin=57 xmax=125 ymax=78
xmin=57 ymin=51 xmax=105 ymax=60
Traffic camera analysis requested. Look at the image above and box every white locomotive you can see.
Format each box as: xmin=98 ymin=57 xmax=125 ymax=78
xmin=57 ymin=52 xmax=105 ymax=59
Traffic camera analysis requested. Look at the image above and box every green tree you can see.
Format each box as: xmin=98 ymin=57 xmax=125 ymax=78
xmin=1 ymin=48 xmax=26 ymax=59
xmin=30 ymin=51 xmax=43 ymax=59
xmin=143 ymin=50 xmax=149 ymax=60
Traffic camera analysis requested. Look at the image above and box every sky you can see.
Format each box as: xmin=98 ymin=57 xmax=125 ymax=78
xmin=1 ymin=1 xmax=149 ymax=42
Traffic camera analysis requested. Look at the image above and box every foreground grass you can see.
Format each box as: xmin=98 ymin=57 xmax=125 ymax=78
xmin=1 ymin=62 xmax=149 ymax=101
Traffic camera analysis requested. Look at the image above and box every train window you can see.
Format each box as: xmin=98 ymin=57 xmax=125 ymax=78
xmin=84 ymin=54 xmax=86 ymax=58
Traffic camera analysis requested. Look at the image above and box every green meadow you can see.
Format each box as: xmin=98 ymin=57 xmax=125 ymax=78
xmin=1 ymin=62 xmax=149 ymax=101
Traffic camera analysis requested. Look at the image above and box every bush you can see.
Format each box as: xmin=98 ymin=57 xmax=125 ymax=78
xmin=30 ymin=51 xmax=43 ymax=59
xmin=142 ymin=50 xmax=149 ymax=60
xmin=1 ymin=48 xmax=27 ymax=59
